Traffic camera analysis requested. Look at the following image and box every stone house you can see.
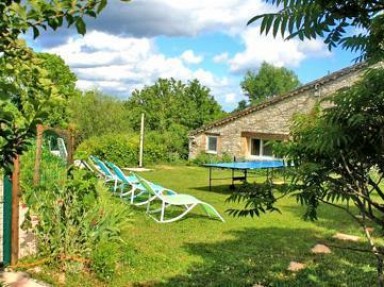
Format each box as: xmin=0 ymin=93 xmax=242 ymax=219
xmin=188 ymin=62 xmax=369 ymax=160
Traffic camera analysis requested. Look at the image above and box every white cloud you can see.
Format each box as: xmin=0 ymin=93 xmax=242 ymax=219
xmin=181 ymin=50 xmax=203 ymax=64
xmin=213 ymin=53 xmax=229 ymax=63
xmin=116 ymin=0 xmax=271 ymax=36
xmin=161 ymin=0 xmax=272 ymax=36
xmin=44 ymin=31 xmax=227 ymax=103
xmin=47 ymin=31 xmax=153 ymax=68
xmin=77 ymin=80 xmax=96 ymax=91
xmin=33 ymin=0 xmax=273 ymax=47
xmin=224 ymin=93 xmax=237 ymax=104
xmin=33 ymin=0 xmax=336 ymax=113
xmin=228 ymin=27 xmax=331 ymax=73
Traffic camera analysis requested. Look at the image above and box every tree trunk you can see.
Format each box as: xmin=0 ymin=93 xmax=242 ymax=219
xmin=33 ymin=124 xmax=43 ymax=186
xmin=67 ymin=126 xmax=75 ymax=167
xmin=360 ymin=215 xmax=384 ymax=287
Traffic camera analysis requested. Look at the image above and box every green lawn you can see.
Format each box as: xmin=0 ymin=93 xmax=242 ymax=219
xmin=48 ymin=165 xmax=378 ymax=286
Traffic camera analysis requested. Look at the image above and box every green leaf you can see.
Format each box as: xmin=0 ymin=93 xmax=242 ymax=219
xmin=247 ymin=14 xmax=264 ymax=26
xmin=86 ymin=10 xmax=97 ymax=18
xmin=75 ymin=18 xmax=86 ymax=36
xmin=66 ymin=14 xmax=75 ymax=27
xmin=260 ymin=16 xmax=269 ymax=34
xmin=32 ymin=26 xmax=40 ymax=39
xmin=97 ymin=0 xmax=108 ymax=14
xmin=264 ymin=15 xmax=275 ymax=35
xmin=281 ymin=16 xmax=288 ymax=37
xmin=273 ymin=17 xmax=281 ymax=37
xmin=288 ymin=17 xmax=295 ymax=34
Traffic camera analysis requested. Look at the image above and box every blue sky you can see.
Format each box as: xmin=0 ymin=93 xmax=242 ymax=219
xmin=27 ymin=0 xmax=359 ymax=112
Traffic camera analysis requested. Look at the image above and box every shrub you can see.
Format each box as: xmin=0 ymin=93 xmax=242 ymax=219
xmin=22 ymin=168 xmax=132 ymax=272
xmin=75 ymin=133 xmax=139 ymax=166
xmin=20 ymin=142 xmax=67 ymax=205
xmin=191 ymin=152 xmax=233 ymax=165
xmin=91 ymin=239 xmax=118 ymax=281
xmin=76 ymin=132 xmax=186 ymax=166
xmin=20 ymin=144 xmax=133 ymax=276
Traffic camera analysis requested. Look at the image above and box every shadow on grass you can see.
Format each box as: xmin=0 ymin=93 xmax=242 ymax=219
xmin=195 ymin=179 xmax=290 ymax=195
xmin=194 ymin=184 xmax=235 ymax=194
xmin=208 ymin=180 xmax=373 ymax=236
xmin=133 ymin=227 xmax=376 ymax=287
xmin=281 ymin=201 xmax=377 ymax=237
xmin=130 ymin=203 xmax=225 ymax=223
xmin=195 ymin=168 xmax=276 ymax=193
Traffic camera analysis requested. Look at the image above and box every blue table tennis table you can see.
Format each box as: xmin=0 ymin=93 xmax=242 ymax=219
xmin=203 ymin=160 xmax=285 ymax=190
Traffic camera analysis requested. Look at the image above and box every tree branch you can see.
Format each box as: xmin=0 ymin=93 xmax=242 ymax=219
xmin=368 ymin=174 xmax=384 ymax=200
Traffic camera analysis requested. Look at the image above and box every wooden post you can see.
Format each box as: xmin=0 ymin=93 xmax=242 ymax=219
xmin=11 ymin=155 xmax=20 ymax=265
xmin=139 ymin=113 xmax=144 ymax=167
xmin=33 ymin=124 xmax=44 ymax=186
xmin=67 ymin=128 xmax=75 ymax=167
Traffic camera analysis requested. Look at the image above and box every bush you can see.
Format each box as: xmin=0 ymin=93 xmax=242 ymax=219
xmin=22 ymin=168 xmax=133 ymax=274
xmin=20 ymin=143 xmax=133 ymax=276
xmin=20 ymin=142 xmax=67 ymax=205
xmin=191 ymin=152 xmax=233 ymax=165
xmin=76 ymin=133 xmax=139 ymax=166
xmin=91 ymin=239 xmax=118 ymax=281
xmin=91 ymin=239 xmax=137 ymax=280
xmin=76 ymin=132 xmax=186 ymax=166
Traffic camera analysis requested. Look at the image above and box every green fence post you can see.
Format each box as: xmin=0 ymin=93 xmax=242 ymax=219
xmin=3 ymin=175 xmax=12 ymax=266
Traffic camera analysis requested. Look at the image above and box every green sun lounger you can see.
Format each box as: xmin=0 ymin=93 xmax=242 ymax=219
xmin=134 ymin=173 xmax=225 ymax=223
xmin=106 ymin=162 xmax=176 ymax=205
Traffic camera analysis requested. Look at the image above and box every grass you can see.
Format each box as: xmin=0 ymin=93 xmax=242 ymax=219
xmin=34 ymin=165 xmax=378 ymax=286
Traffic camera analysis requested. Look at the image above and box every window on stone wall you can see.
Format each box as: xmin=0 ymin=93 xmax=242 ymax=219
xmin=251 ymin=139 xmax=261 ymax=155
xmin=263 ymin=140 xmax=273 ymax=156
xmin=250 ymin=138 xmax=275 ymax=157
xmin=207 ymin=136 xmax=218 ymax=153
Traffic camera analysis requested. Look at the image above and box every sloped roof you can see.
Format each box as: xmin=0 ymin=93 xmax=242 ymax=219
xmin=189 ymin=62 xmax=368 ymax=136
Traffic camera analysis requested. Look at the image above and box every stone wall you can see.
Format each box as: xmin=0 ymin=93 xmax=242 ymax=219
xmin=189 ymin=64 xmax=367 ymax=160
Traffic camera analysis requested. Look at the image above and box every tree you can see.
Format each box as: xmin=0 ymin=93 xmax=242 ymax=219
xmin=69 ymin=90 xmax=132 ymax=140
xmin=31 ymin=53 xmax=78 ymax=185
xmin=240 ymin=62 xmax=300 ymax=105
xmin=0 ymin=0 xmax=129 ymax=171
xmin=36 ymin=53 xmax=78 ymax=127
xmin=228 ymin=66 xmax=384 ymax=284
xmin=230 ymin=2 xmax=384 ymax=285
xmin=127 ymin=78 xmax=225 ymax=132
xmin=125 ymin=78 xmax=226 ymax=158
xmin=0 ymin=44 xmax=62 ymax=170
xmin=232 ymin=100 xmax=249 ymax=113
xmin=185 ymin=79 xmax=226 ymax=129
xmin=0 ymin=0 xmax=129 ymax=265
xmin=248 ymin=0 xmax=384 ymax=62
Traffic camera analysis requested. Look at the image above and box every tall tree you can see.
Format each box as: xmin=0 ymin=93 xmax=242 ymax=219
xmin=248 ymin=0 xmax=384 ymax=62
xmin=230 ymin=1 xmax=384 ymax=285
xmin=32 ymin=53 xmax=78 ymax=184
xmin=232 ymin=99 xmax=249 ymax=113
xmin=125 ymin=78 xmax=226 ymax=158
xmin=36 ymin=53 xmax=78 ymax=127
xmin=0 ymin=0 xmax=129 ymax=266
xmin=229 ymin=67 xmax=384 ymax=285
xmin=0 ymin=0 xmax=130 ymax=171
xmin=126 ymin=78 xmax=225 ymax=132
xmin=69 ymin=90 xmax=132 ymax=140
xmin=184 ymin=79 xmax=226 ymax=128
xmin=241 ymin=62 xmax=300 ymax=105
